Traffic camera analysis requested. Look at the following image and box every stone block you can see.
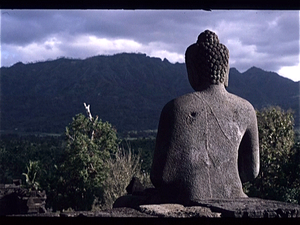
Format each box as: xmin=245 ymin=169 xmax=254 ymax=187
xmin=139 ymin=203 xmax=221 ymax=218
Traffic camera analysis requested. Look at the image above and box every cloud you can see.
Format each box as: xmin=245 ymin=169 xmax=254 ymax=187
xmin=1 ymin=10 xmax=299 ymax=81
xmin=278 ymin=63 xmax=300 ymax=82
xmin=226 ymin=38 xmax=268 ymax=70
xmin=1 ymin=41 xmax=64 ymax=65
xmin=63 ymin=35 xmax=143 ymax=56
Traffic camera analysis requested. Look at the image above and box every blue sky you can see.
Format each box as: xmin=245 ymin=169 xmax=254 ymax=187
xmin=1 ymin=10 xmax=299 ymax=81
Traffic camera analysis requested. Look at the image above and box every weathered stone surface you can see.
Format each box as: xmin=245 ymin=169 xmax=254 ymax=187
xmin=126 ymin=176 xmax=145 ymax=194
xmin=11 ymin=198 xmax=300 ymax=218
xmin=150 ymin=30 xmax=259 ymax=204
xmin=0 ymin=180 xmax=47 ymax=216
xmin=113 ymin=188 xmax=162 ymax=209
xmin=9 ymin=207 xmax=156 ymax=217
xmin=58 ymin=207 xmax=155 ymax=217
xmin=114 ymin=190 xmax=300 ymax=218
xmin=113 ymin=194 xmax=150 ymax=209
xmin=194 ymin=198 xmax=300 ymax=218
xmin=24 ymin=190 xmax=47 ymax=214
xmin=139 ymin=203 xmax=221 ymax=218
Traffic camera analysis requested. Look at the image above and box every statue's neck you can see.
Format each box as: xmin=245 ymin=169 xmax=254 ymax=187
xmin=194 ymin=84 xmax=226 ymax=94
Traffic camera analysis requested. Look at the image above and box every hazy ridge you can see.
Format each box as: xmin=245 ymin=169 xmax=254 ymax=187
xmin=1 ymin=53 xmax=299 ymax=135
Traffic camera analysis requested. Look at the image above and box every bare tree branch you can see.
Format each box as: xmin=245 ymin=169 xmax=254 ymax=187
xmin=84 ymin=102 xmax=93 ymax=122
xmin=84 ymin=102 xmax=95 ymax=141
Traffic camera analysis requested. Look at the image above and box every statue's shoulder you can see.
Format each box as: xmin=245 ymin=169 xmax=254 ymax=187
xmin=227 ymin=92 xmax=254 ymax=109
xmin=163 ymin=92 xmax=195 ymax=108
xmin=225 ymin=92 xmax=256 ymax=118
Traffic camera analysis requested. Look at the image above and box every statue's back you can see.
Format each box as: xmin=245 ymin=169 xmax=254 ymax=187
xmin=151 ymin=87 xmax=257 ymax=203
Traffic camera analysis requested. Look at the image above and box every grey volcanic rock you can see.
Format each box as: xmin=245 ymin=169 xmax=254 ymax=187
xmin=59 ymin=207 xmax=155 ymax=217
xmin=150 ymin=30 xmax=259 ymax=204
xmin=9 ymin=207 xmax=156 ymax=217
xmin=0 ymin=180 xmax=47 ymax=216
xmin=150 ymin=86 xmax=259 ymax=204
xmin=12 ymin=198 xmax=300 ymax=218
xmin=126 ymin=177 xmax=145 ymax=194
xmin=194 ymin=198 xmax=300 ymax=218
xmin=139 ymin=203 xmax=221 ymax=218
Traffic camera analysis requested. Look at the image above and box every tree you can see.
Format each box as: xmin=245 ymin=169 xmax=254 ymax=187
xmin=244 ymin=106 xmax=298 ymax=202
xmin=57 ymin=103 xmax=119 ymax=211
xmin=22 ymin=160 xmax=43 ymax=191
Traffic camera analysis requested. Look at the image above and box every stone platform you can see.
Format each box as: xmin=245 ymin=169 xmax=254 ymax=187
xmin=8 ymin=198 xmax=300 ymax=219
xmin=137 ymin=198 xmax=300 ymax=218
xmin=192 ymin=198 xmax=300 ymax=218
xmin=123 ymin=197 xmax=300 ymax=218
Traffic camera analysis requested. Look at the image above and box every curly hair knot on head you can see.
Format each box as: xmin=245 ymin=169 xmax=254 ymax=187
xmin=185 ymin=30 xmax=229 ymax=89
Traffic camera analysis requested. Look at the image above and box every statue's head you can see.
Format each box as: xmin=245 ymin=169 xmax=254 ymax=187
xmin=185 ymin=30 xmax=229 ymax=91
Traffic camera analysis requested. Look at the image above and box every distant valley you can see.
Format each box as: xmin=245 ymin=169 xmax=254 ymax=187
xmin=1 ymin=53 xmax=299 ymax=136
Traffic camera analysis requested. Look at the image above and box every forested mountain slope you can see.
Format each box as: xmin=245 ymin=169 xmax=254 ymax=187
xmin=1 ymin=53 xmax=299 ymax=134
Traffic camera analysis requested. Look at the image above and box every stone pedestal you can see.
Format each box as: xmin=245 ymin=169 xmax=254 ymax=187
xmin=191 ymin=198 xmax=300 ymax=218
xmin=114 ymin=192 xmax=300 ymax=218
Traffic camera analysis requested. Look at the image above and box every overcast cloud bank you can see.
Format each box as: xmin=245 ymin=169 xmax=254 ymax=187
xmin=1 ymin=10 xmax=299 ymax=81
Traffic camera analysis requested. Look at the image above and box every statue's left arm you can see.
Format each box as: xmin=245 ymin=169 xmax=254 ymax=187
xmin=150 ymin=101 xmax=174 ymax=188
xmin=238 ymin=107 xmax=260 ymax=183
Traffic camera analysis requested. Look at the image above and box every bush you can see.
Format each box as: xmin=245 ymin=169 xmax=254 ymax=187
xmin=120 ymin=139 xmax=155 ymax=173
xmin=56 ymin=107 xmax=119 ymax=211
xmin=99 ymin=148 xmax=152 ymax=210
xmin=244 ymin=106 xmax=299 ymax=203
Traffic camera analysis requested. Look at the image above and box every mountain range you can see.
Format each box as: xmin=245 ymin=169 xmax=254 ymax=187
xmin=1 ymin=53 xmax=299 ymax=135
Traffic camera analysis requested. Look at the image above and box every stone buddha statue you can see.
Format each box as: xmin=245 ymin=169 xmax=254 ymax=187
xmin=113 ymin=30 xmax=260 ymax=209
xmin=150 ymin=30 xmax=260 ymax=205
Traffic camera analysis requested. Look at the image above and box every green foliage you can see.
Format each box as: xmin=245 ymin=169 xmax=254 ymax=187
xmin=120 ymin=138 xmax=155 ymax=173
xmin=2 ymin=104 xmax=300 ymax=210
xmin=244 ymin=107 xmax=300 ymax=203
xmin=0 ymin=135 xmax=65 ymax=210
xmin=0 ymin=135 xmax=64 ymax=184
xmin=57 ymin=113 xmax=119 ymax=211
xmin=100 ymin=148 xmax=152 ymax=210
xmin=0 ymin=116 xmax=153 ymax=211
xmin=22 ymin=160 xmax=43 ymax=191
xmin=283 ymin=136 xmax=300 ymax=203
